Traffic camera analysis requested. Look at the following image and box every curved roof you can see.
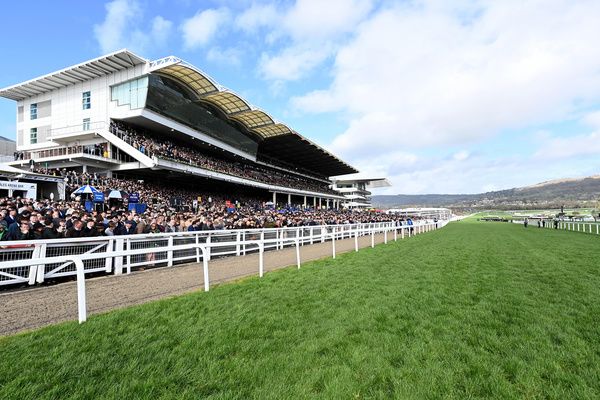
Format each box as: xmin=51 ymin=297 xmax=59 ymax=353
xmin=149 ymin=56 xmax=357 ymax=176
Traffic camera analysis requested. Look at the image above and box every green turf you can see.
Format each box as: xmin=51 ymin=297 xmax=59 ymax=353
xmin=2 ymin=220 xmax=600 ymax=399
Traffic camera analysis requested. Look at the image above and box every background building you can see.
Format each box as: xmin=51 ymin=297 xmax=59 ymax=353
xmin=330 ymin=175 xmax=391 ymax=208
xmin=0 ymin=135 xmax=16 ymax=163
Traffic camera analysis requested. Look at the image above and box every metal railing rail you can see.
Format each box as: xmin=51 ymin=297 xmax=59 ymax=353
xmin=0 ymin=220 xmax=449 ymax=287
xmin=0 ymin=220 xmax=448 ymax=323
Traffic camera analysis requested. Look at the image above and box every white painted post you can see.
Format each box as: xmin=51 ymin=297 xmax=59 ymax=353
xmin=355 ymin=230 xmax=359 ymax=252
xmin=167 ymin=236 xmax=174 ymax=267
xmin=206 ymin=234 xmax=212 ymax=261
xmin=126 ymin=238 xmax=132 ymax=274
xmin=114 ymin=238 xmax=124 ymax=274
xmin=195 ymin=235 xmax=200 ymax=263
xmin=33 ymin=244 xmax=45 ymax=284
xmin=384 ymin=228 xmax=388 ymax=244
xmin=236 ymin=231 xmax=241 ymax=256
xmin=401 ymin=227 xmax=405 ymax=239
xmin=332 ymin=229 xmax=336 ymax=259
xmin=597 ymin=224 xmax=599 ymax=235
xmin=394 ymin=226 xmax=397 ymax=241
xmin=75 ymin=259 xmax=87 ymax=323
xmin=242 ymin=231 xmax=246 ymax=255
xmin=295 ymin=239 xmax=300 ymax=269
xmin=259 ymin=243 xmax=264 ymax=277
xmin=104 ymin=239 xmax=114 ymax=273
xmin=202 ymin=247 xmax=209 ymax=292
xmin=371 ymin=230 xmax=375 ymax=248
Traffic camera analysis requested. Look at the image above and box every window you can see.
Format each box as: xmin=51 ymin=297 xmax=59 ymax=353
xmin=82 ymin=91 xmax=91 ymax=110
xmin=30 ymin=128 xmax=37 ymax=144
xmin=30 ymin=103 xmax=37 ymax=120
xmin=82 ymin=118 xmax=91 ymax=131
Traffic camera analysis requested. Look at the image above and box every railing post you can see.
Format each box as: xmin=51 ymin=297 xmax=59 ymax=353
xmin=75 ymin=259 xmax=87 ymax=323
xmin=401 ymin=227 xmax=405 ymax=239
xmin=126 ymin=238 xmax=132 ymax=274
xmin=34 ymin=243 xmax=46 ymax=284
xmin=195 ymin=234 xmax=200 ymax=263
xmin=355 ymin=229 xmax=359 ymax=252
xmin=332 ymin=227 xmax=336 ymax=259
xmin=206 ymin=234 xmax=212 ymax=261
xmin=242 ymin=231 xmax=246 ymax=255
xmin=371 ymin=229 xmax=375 ymax=248
xmin=167 ymin=236 xmax=174 ymax=267
xmin=236 ymin=231 xmax=241 ymax=256
xmin=114 ymin=238 xmax=124 ymax=274
xmin=201 ymin=246 xmax=209 ymax=292
xmin=394 ymin=225 xmax=397 ymax=241
xmin=295 ymin=239 xmax=301 ymax=269
xmin=259 ymin=242 xmax=264 ymax=277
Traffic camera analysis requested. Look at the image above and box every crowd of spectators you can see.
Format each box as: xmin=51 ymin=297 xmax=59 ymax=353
xmin=109 ymin=122 xmax=338 ymax=195
xmin=0 ymin=175 xmax=417 ymax=241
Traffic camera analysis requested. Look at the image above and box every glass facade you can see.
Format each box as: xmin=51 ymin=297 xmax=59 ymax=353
xmin=111 ymin=76 xmax=148 ymax=109
xmin=82 ymin=91 xmax=91 ymax=110
xmin=145 ymin=74 xmax=258 ymax=156
xmin=30 ymin=103 xmax=37 ymax=120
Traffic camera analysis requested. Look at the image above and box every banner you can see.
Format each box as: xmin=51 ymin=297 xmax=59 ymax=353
xmin=128 ymin=193 xmax=140 ymax=203
xmin=93 ymin=192 xmax=105 ymax=202
xmin=128 ymin=203 xmax=147 ymax=213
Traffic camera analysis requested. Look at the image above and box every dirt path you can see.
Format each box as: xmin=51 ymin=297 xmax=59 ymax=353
xmin=1 ymin=233 xmax=395 ymax=336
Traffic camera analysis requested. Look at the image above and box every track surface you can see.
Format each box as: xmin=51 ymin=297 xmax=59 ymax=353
xmin=1 ymin=233 xmax=394 ymax=336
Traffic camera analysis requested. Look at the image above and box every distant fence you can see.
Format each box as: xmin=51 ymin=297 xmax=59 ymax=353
xmin=513 ymin=219 xmax=600 ymax=235
xmin=0 ymin=220 xmax=449 ymax=288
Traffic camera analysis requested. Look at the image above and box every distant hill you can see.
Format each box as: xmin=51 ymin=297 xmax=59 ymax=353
xmin=372 ymin=175 xmax=600 ymax=210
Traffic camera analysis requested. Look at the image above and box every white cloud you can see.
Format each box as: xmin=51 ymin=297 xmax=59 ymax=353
xmin=259 ymin=43 xmax=332 ymax=81
xmin=206 ymin=47 xmax=242 ymax=66
xmin=291 ymin=0 xmax=600 ymax=165
xmin=281 ymin=0 xmax=374 ymax=41
xmin=94 ymin=0 xmax=141 ymax=53
xmin=94 ymin=0 xmax=172 ymax=54
xmin=235 ymin=3 xmax=278 ymax=33
xmin=582 ymin=110 xmax=600 ymax=129
xmin=453 ymin=150 xmax=470 ymax=161
xmin=181 ymin=8 xmax=230 ymax=50
xmin=150 ymin=16 xmax=173 ymax=47
xmin=256 ymin=0 xmax=373 ymax=81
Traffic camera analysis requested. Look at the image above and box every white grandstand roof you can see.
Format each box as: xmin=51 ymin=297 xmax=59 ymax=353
xmin=331 ymin=174 xmax=391 ymax=188
xmin=0 ymin=49 xmax=147 ymax=101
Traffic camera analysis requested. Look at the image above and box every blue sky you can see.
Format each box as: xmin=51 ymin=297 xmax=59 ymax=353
xmin=1 ymin=0 xmax=600 ymax=194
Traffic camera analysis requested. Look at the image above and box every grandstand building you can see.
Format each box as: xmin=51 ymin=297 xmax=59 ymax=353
xmin=330 ymin=175 xmax=391 ymax=208
xmin=0 ymin=50 xmax=358 ymax=207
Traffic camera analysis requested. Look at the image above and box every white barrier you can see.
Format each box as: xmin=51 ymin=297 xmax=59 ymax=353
xmin=0 ymin=220 xmax=450 ymax=288
xmin=0 ymin=220 xmax=449 ymax=323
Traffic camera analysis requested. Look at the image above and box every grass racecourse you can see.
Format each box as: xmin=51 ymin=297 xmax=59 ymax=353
xmin=2 ymin=219 xmax=600 ymax=399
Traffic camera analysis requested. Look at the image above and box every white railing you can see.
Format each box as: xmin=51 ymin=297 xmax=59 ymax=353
xmin=512 ymin=219 xmax=600 ymax=235
xmin=0 ymin=219 xmax=449 ymax=323
xmin=554 ymin=221 xmax=600 ymax=235
xmin=0 ymin=220 xmax=449 ymax=288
